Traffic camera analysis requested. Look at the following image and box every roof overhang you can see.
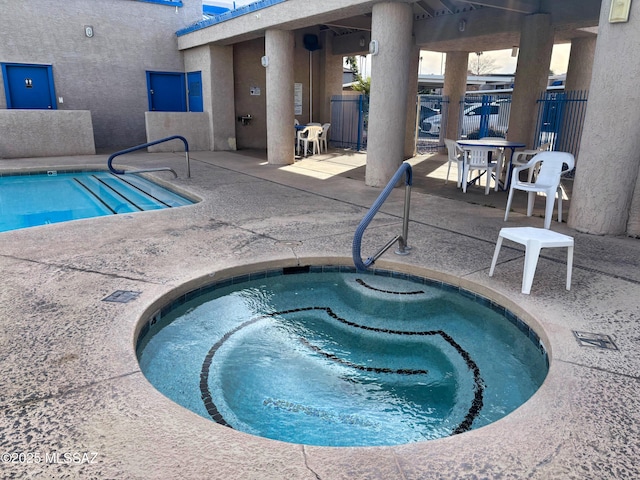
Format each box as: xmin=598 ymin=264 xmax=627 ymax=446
xmin=178 ymin=0 xmax=601 ymax=54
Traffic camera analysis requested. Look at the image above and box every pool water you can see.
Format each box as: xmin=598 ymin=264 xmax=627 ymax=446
xmin=137 ymin=269 xmax=548 ymax=447
xmin=0 ymin=171 xmax=193 ymax=232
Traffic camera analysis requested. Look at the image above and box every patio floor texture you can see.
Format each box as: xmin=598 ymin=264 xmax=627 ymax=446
xmin=0 ymin=149 xmax=637 ymax=479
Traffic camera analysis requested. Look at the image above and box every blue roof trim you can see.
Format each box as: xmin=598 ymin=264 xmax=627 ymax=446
xmin=203 ymin=5 xmax=231 ymax=15
xmin=177 ymin=0 xmax=287 ymax=36
xmin=137 ymin=0 xmax=183 ymax=7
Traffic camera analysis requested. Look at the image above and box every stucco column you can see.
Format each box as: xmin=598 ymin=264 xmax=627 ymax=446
xmin=318 ymin=31 xmax=343 ymax=126
xmin=508 ymin=14 xmax=554 ymax=147
xmin=561 ymin=36 xmax=596 ymax=161
xmin=564 ymin=36 xmax=596 ymax=92
xmin=265 ymin=29 xmax=294 ymax=165
xmin=209 ymin=45 xmax=237 ymax=151
xmin=442 ymin=51 xmax=469 ymax=146
xmin=366 ymin=2 xmax=414 ymax=187
xmin=183 ymin=44 xmax=236 ymax=151
xmin=404 ymin=43 xmax=420 ymax=159
xmin=568 ymin=0 xmax=640 ymax=235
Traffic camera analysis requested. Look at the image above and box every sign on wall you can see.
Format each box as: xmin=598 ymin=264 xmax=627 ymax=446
xmin=294 ymin=83 xmax=303 ymax=115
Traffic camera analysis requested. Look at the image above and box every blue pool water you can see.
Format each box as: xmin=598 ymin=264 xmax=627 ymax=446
xmin=137 ymin=268 xmax=548 ymax=447
xmin=0 ymin=171 xmax=193 ymax=232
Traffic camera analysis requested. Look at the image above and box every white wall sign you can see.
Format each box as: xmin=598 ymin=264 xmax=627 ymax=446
xmin=294 ymin=82 xmax=303 ymax=115
xmin=609 ymin=0 xmax=632 ymax=22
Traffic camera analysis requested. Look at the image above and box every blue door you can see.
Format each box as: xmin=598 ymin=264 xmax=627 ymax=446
xmin=187 ymin=71 xmax=203 ymax=112
xmin=1 ymin=63 xmax=56 ymax=109
xmin=146 ymin=71 xmax=186 ymax=112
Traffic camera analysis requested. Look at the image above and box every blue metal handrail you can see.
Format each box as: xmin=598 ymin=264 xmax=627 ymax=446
xmin=107 ymin=135 xmax=190 ymax=178
xmin=352 ymin=162 xmax=413 ymax=271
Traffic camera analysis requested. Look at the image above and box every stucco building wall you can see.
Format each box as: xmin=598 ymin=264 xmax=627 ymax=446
xmin=568 ymin=0 xmax=640 ymax=236
xmin=144 ymin=112 xmax=211 ymax=152
xmin=0 ymin=110 xmax=95 ymax=158
xmin=0 ymin=0 xmax=201 ymax=151
xmin=233 ymin=38 xmax=268 ymax=150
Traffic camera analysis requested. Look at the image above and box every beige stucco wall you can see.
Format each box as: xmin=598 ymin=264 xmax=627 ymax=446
xmin=1 ymin=0 xmax=201 ymax=150
xmin=569 ymin=0 xmax=640 ymax=236
xmin=442 ymin=51 xmax=469 ymax=145
xmin=294 ymin=29 xmax=321 ymax=125
xmin=183 ymin=44 xmax=237 ymax=151
xmin=318 ymin=31 xmax=344 ymax=126
xmin=229 ymin=28 xmax=339 ymax=151
xmin=365 ymin=2 xmax=414 ymax=187
xmin=0 ymin=110 xmax=95 ymax=158
xmin=233 ymin=38 xmax=267 ymax=150
xmin=564 ymin=36 xmax=596 ymax=92
xmin=507 ymin=13 xmax=554 ymax=148
xmin=265 ymin=29 xmax=295 ymax=165
xmin=404 ymin=45 xmax=420 ymax=159
xmin=144 ymin=112 xmax=211 ymax=152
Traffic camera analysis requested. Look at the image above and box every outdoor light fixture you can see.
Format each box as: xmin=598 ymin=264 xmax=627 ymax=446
xmin=458 ymin=19 xmax=466 ymax=32
xmin=359 ymin=36 xmax=366 ymax=47
xmin=261 ymin=55 xmax=269 ymax=67
xmin=609 ymin=0 xmax=632 ymax=22
xmin=84 ymin=25 xmax=94 ymax=37
xmin=369 ymin=40 xmax=379 ymax=55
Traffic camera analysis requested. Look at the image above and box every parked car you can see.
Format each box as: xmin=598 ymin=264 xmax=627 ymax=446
xmin=421 ymin=103 xmax=509 ymax=137
xmin=419 ymin=106 xmax=439 ymax=127
xmin=420 ymin=105 xmax=439 ymax=120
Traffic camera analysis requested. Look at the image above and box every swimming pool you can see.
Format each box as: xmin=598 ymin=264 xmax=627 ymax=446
xmin=0 ymin=170 xmax=193 ymax=232
xmin=137 ymin=265 xmax=548 ymax=447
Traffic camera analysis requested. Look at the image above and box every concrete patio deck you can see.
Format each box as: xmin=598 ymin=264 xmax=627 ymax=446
xmin=0 ymin=149 xmax=638 ymax=479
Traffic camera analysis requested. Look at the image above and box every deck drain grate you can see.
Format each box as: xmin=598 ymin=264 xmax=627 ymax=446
xmin=572 ymin=331 xmax=618 ymax=350
xmin=102 ymin=290 xmax=141 ymax=303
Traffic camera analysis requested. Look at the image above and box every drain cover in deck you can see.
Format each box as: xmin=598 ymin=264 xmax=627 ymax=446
xmin=572 ymin=331 xmax=618 ymax=350
xmin=102 ymin=290 xmax=141 ymax=303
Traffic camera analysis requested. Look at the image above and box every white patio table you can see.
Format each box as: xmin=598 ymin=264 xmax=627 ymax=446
xmin=457 ymin=138 xmax=526 ymax=190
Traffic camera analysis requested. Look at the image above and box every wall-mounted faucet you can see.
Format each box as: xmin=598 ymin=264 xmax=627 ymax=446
xmin=238 ymin=114 xmax=252 ymax=126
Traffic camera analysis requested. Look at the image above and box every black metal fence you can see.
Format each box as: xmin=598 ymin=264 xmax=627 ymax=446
xmin=534 ymin=90 xmax=588 ymax=159
xmin=416 ymin=94 xmax=448 ymax=154
xmin=329 ymin=95 xmax=368 ymax=151
xmin=459 ymin=94 xmax=512 ymax=139
xmin=330 ymin=89 xmax=587 ymax=160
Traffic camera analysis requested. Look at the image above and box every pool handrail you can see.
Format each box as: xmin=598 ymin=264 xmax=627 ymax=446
xmin=107 ymin=135 xmax=190 ymax=178
xmin=352 ymin=162 xmax=413 ymax=271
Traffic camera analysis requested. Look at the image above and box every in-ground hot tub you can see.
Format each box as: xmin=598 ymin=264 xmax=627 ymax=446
xmin=137 ymin=264 xmax=548 ymax=447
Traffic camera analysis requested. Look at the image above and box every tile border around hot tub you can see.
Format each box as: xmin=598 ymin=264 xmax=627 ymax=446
xmin=135 ymin=264 xmax=549 ymax=369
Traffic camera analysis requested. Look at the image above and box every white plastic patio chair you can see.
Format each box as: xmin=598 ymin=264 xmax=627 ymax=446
xmin=462 ymin=146 xmax=499 ymax=194
xmin=319 ymin=123 xmax=331 ymax=152
xmin=296 ymin=125 xmax=322 ymax=157
xmin=480 ymin=136 xmax=506 ymax=179
xmin=489 ymin=227 xmax=574 ymax=294
xmin=504 ymin=151 xmax=575 ymax=229
xmin=444 ymin=138 xmax=464 ymax=187
xmin=511 ymin=141 xmax=552 ymax=182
